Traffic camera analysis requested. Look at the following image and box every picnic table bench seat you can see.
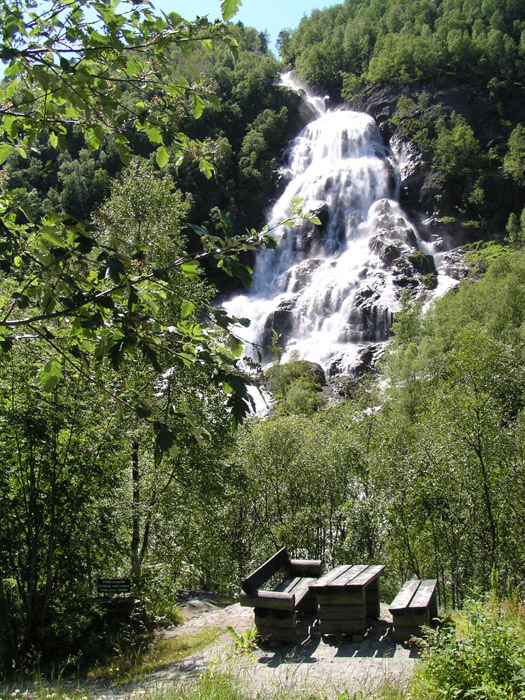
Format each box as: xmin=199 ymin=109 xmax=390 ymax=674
xmin=389 ymin=579 xmax=438 ymax=642
xmin=240 ymin=547 xmax=322 ymax=643
xmin=310 ymin=564 xmax=385 ymax=637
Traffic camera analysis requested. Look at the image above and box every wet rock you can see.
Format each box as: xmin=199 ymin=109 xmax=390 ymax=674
xmin=440 ymin=248 xmax=469 ymax=281
xmin=348 ymin=302 xmax=392 ymax=342
xmin=354 ymin=287 xmax=379 ymax=305
xmin=262 ymin=297 xmax=297 ymax=350
xmin=408 ymin=251 xmax=436 ymax=275
xmin=291 ymin=259 xmax=323 ymax=292
xmin=369 ymin=215 xmax=419 ymax=265
xmin=310 ymin=202 xmax=330 ymax=228
xmin=369 ymin=238 xmax=403 ymax=265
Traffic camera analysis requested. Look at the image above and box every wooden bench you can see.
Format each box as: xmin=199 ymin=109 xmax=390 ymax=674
xmin=311 ymin=564 xmax=385 ymax=637
xmin=389 ymin=579 xmax=438 ymax=642
xmin=240 ymin=547 xmax=322 ymax=643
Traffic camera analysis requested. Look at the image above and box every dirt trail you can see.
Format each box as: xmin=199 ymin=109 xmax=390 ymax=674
xmin=134 ymin=599 xmax=419 ymax=699
xmin=2 ymin=598 xmax=419 ymax=699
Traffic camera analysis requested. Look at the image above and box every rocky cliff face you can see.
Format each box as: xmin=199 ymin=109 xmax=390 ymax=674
xmin=354 ymin=81 xmax=519 ymax=253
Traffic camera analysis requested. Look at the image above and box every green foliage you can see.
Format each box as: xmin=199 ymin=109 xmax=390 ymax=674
xmin=506 ymin=207 xmax=525 ymax=248
xmin=0 ymin=0 xmax=237 ymax=169
xmin=388 ymin=94 xmax=441 ymax=154
xmin=389 ymin=96 xmax=489 ymax=218
xmin=0 ymin=0 xmax=275 ymax=444
xmin=227 ymin=626 xmax=257 ymax=654
xmin=282 ymin=0 xmax=525 ymax=94
xmin=0 ymin=344 xmax=126 ymax=669
xmin=265 ymin=358 xmax=325 ymax=416
xmin=504 ymin=124 xmax=525 ymax=186
xmin=433 ymin=114 xmax=486 ymax=179
xmin=413 ymin=593 xmax=525 ymax=699
xmin=88 ymin=627 xmax=222 ymax=683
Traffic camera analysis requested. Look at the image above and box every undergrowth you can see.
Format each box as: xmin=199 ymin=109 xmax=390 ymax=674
xmin=3 ymin=588 xmax=524 ymax=700
xmin=410 ymin=588 xmax=525 ymax=699
xmin=86 ymin=627 xmax=222 ymax=685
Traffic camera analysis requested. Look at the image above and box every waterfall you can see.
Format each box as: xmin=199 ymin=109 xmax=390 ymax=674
xmin=222 ymin=74 xmax=440 ymax=378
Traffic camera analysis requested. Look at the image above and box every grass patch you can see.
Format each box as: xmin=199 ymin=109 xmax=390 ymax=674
xmin=87 ymin=626 xmax=223 ymax=685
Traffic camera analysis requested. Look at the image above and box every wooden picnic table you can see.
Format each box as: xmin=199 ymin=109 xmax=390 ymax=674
xmin=310 ymin=564 xmax=385 ymax=636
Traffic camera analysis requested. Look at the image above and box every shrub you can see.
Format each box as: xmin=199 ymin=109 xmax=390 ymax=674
xmin=412 ymin=592 xmax=525 ymax=699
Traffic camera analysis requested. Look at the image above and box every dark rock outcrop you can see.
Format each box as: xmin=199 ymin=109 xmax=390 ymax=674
xmin=353 ymin=80 xmax=520 ymax=250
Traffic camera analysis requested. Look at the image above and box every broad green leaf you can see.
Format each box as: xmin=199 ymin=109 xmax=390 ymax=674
xmin=0 ymin=143 xmax=12 ymax=165
xmin=181 ymin=261 xmax=199 ymax=280
xmin=221 ymin=0 xmax=242 ymax=21
xmin=228 ymin=335 xmax=243 ymax=357
xmin=3 ymin=115 xmax=17 ymax=138
xmin=135 ymin=403 xmax=152 ymax=418
xmin=193 ymin=94 xmax=204 ymax=119
xmin=39 ymin=358 xmax=63 ymax=392
xmin=115 ymin=139 xmax=131 ymax=164
xmin=40 ymin=229 xmax=66 ymax=247
xmin=156 ymin=145 xmax=169 ymax=168
xmin=146 ymin=126 xmax=163 ymax=145
xmin=154 ymin=421 xmax=175 ymax=452
xmin=181 ymin=300 xmax=195 ymax=318
xmin=199 ymin=158 xmax=214 ymax=179
xmin=168 ymin=12 xmax=182 ymax=26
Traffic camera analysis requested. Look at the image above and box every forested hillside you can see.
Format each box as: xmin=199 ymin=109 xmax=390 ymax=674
xmin=0 ymin=0 xmax=524 ymax=687
xmin=4 ymin=23 xmax=303 ymax=269
xmin=281 ymin=0 xmax=525 ymax=245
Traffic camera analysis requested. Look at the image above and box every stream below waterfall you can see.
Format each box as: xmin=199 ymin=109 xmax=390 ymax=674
xmin=222 ymin=73 xmax=456 ymax=379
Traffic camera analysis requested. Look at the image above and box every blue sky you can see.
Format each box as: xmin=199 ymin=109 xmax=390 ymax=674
xmin=159 ymin=1 xmax=336 ymax=54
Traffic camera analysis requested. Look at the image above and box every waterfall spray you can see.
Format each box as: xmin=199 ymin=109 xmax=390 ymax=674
xmin=223 ymin=74 xmax=443 ymax=378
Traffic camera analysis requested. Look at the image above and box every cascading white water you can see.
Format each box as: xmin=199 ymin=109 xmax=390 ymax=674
xmin=223 ymin=75 xmax=440 ymax=377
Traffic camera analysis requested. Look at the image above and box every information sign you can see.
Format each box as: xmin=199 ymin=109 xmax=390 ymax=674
xmin=97 ymin=578 xmax=131 ymax=594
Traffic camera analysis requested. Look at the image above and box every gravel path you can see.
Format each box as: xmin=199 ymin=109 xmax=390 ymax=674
xmin=134 ymin=600 xmax=419 ymax=699
xmin=2 ymin=599 xmax=419 ymax=699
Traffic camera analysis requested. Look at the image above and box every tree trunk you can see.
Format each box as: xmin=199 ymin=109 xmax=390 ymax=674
xmin=131 ymin=440 xmax=141 ymax=581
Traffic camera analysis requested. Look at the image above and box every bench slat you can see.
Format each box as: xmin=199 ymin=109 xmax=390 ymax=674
xmin=344 ymin=564 xmax=385 ymax=590
xmin=241 ymin=547 xmax=289 ymax=595
xmin=275 ymin=576 xmax=302 ymax=594
xmin=409 ymin=579 xmax=437 ymax=612
xmin=240 ymin=590 xmax=295 ymax=610
xmin=289 ymin=576 xmax=317 ymax=606
xmin=389 ymin=580 xmax=420 ymax=612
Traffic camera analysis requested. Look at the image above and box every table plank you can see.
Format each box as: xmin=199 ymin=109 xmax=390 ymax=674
xmin=328 ymin=564 xmax=369 ymax=588
xmin=289 ymin=576 xmax=316 ymax=604
xmin=345 ymin=564 xmax=385 ymax=589
xmin=310 ymin=564 xmax=349 ymax=589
